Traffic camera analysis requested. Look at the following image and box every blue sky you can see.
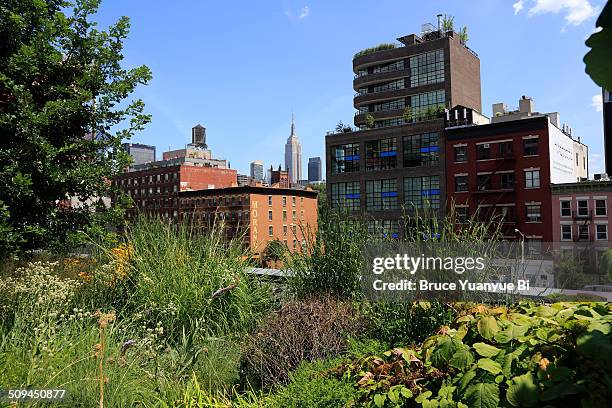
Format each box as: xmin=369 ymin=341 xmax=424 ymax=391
xmin=95 ymin=0 xmax=608 ymax=176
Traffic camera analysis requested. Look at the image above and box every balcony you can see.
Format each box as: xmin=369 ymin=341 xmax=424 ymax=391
xmin=353 ymin=68 xmax=411 ymax=89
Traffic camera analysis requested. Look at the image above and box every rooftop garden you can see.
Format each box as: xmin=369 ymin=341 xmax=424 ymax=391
xmin=353 ymin=43 xmax=398 ymax=59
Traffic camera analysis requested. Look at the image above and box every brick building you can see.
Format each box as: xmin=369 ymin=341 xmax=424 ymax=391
xmin=179 ymin=185 xmax=318 ymax=255
xmin=113 ymin=157 xmax=237 ymax=220
xmin=325 ymin=20 xmax=482 ymax=237
xmin=444 ymin=100 xmax=588 ymax=243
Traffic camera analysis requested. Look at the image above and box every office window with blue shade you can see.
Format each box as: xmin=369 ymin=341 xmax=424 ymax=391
xmin=365 ymin=138 xmax=397 ymax=171
xmin=331 ymin=143 xmax=360 ymax=174
xmin=403 ymin=132 xmax=439 ymax=167
xmin=368 ymin=220 xmax=400 ymax=239
xmin=330 ymin=182 xmax=361 ymax=211
xmin=404 ymin=176 xmax=440 ymax=209
xmin=366 ymin=179 xmax=398 ymax=211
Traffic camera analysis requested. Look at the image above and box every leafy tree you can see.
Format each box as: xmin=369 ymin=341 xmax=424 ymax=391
xmin=264 ymin=239 xmax=287 ymax=264
xmin=584 ymin=1 xmax=612 ymax=89
xmin=0 ymin=0 xmax=151 ymax=257
xmin=364 ymin=113 xmax=374 ymax=129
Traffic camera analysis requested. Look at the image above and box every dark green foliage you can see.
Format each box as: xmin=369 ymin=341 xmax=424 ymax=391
xmin=354 ymin=43 xmax=397 ymax=59
xmin=0 ymin=0 xmax=152 ymax=257
xmin=584 ymin=1 xmax=612 ymax=89
xmin=359 ymin=301 xmax=455 ymax=347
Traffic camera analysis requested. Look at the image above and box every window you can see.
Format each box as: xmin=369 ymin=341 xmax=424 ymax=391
xmin=578 ymin=225 xmax=589 ymax=240
xmin=477 ymin=144 xmax=491 ymax=160
xmin=268 ymin=226 xmax=273 ymax=236
xmin=373 ymin=78 xmax=404 ymax=93
xmin=292 ymin=196 xmax=296 ymax=206
xmin=366 ymin=138 xmax=397 ymax=170
xmin=560 ymin=200 xmax=571 ymax=217
xmin=331 ymin=143 xmax=360 ymax=174
xmin=499 ymin=206 xmax=515 ymax=222
xmin=499 ymin=141 xmax=513 ymax=158
xmin=370 ymin=220 xmax=400 ymax=239
xmin=268 ymin=195 xmax=272 ymax=205
xmin=373 ymin=117 xmax=406 ymax=129
xmin=409 ymin=49 xmax=445 ymax=87
xmin=561 ymin=225 xmax=572 ymax=241
xmin=456 ymin=207 xmax=468 ymax=223
xmin=500 ymin=173 xmax=515 ymax=189
xmin=330 ymin=182 xmax=361 ymax=211
xmin=577 ymin=200 xmax=589 ymax=216
xmin=526 ymin=204 xmax=541 ymax=222
xmin=403 ymin=133 xmax=439 ymax=167
xmin=373 ymin=59 xmax=405 ymax=74
xmin=408 ymin=90 xmax=445 ymax=119
xmin=373 ymin=98 xmax=405 ymax=112
xmin=366 ymin=179 xmax=398 ymax=211
xmin=292 ymin=210 xmax=296 ymax=221
xmin=523 ymin=137 xmax=539 ymax=155
xmin=455 ymin=175 xmax=468 ymax=192
xmin=404 ymin=176 xmax=440 ymax=209
xmin=268 ymin=210 xmax=273 ymax=221
xmin=283 ymin=225 xmax=287 ymax=236
xmin=524 ymin=170 xmax=540 ymax=188
xmin=596 ymin=224 xmax=608 ymax=240
xmin=282 ymin=196 xmax=287 ymax=207
xmin=477 ymin=174 xmax=491 ymax=191
xmin=596 ymin=199 xmax=607 ymax=216
xmin=454 ymin=146 xmax=467 ymax=162
xmin=283 ymin=210 xmax=287 ymax=221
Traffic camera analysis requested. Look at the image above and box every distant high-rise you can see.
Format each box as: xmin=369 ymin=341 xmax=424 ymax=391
xmin=285 ymin=114 xmax=302 ymax=184
xmin=192 ymin=124 xmax=207 ymax=147
xmin=122 ymin=143 xmax=156 ymax=166
xmin=308 ymin=157 xmax=322 ymax=183
xmin=250 ymin=160 xmax=264 ymax=181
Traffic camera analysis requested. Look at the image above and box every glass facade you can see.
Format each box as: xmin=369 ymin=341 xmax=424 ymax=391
xmin=403 ymin=132 xmax=439 ymax=167
xmin=404 ymin=176 xmax=441 ymax=209
xmin=331 ymin=143 xmax=360 ymax=174
xmin=409 ymin=50 xmax=445 ymax=87
xmin=330 ymin=182 xmax=361 ymax=211
xmin=366 ymin=179 xmax=398 ymax=211
xmin=368 ymin=220 xmax=400 ymax=239
xmin=365 ymin=138 xmax=397 ymax=171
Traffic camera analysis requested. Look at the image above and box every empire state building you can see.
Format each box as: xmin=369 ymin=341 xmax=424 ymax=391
xmin=284 ymin=114 xmax=302 ymax=184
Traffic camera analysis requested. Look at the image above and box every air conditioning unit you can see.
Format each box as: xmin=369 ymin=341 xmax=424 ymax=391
xmin=483 ymin=143 xmax=490 ymax=148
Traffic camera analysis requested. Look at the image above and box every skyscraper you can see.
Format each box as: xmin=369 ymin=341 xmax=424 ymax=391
xmin=122 ymin=143 xmax=156 ymax=166
xmin=285 ymin=114 xmax=302 ymax=184
xmin=308 ymin=157 xmax=322 ymax=183
xmin=250 ymin=160 xmax=264 ymax=181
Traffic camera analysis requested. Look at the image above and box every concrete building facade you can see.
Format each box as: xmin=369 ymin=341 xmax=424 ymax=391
xmin=122 ymin=143 xmax=156 ymax=166
xmin=250 ymin=160 xmax=264 ymax=181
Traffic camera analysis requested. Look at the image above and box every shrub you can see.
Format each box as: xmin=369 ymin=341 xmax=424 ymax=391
xmin=354 ymin=43 xmax=397 ymax=59
xmin=241 ymin=297 xmax=365 ymax=389
xmin=334 ymin=302 xmax=612 ymax=407
xmin=359 ymin=301 xmax=456 ymax=347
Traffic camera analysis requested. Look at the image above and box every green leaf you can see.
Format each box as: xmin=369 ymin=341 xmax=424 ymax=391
xmin=541 ymin=382 xmax=580 ymax=402
xmin=477 ymin=316 xmax=499 ymax=340
xmin=450 ymin=346 xmax=475 ymax=370
xmin=458 ymin=369 xmax=477 ymax=393
xmin=477 ymin=358 xmax=502 ymax=374
xmin=374 ymin=393 xmax=386 ymax=408
xmin=506 ymin=372 xmax=539 ymax=407
xmin=576 ymin=330 xmax=612 ymax=364
xmin=473 ymin=343 xmax=501 ymax=357
xmin=431 ymin=336 xmax=458 ymax=368
xmin=584 ymin=1 xmax=612 ymax=89
xmin=464 ymin=383 xmax=500 ymax=408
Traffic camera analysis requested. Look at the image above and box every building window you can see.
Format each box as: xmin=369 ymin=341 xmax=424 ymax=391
xmin=409 ymin=49 xmax=445 ymax=87
xmin=577 ymin=200 xmax=589 ymax=216
xmin=596 ymin=224 xmax=608 ymax=241
xmin=561 ymin=225 xmax=572 ymax=241
xmin=268 ymin=210 xmax=273 ymax=221
xmin=283 ymin=225 xmax=287 ymax=236
xmin=330 ymin=182 xmax=361 ymax=211
xmin=268 ymin=226 xmax=273 ymax=236
xmin=404 ymin=176 xmax=440 ymax=209
xmin=477 ymin=174 xmax=491 ymax=191
xmin=373 ymin=98 xmax=405 ymax=112
xmin=292 ymin=210 xmax=296 ymax=221
xmin=477 ymin=144 xmax=491 ymax=160
xmin=578 ymin=224 xmax=589 ymax=240
xmin=366 ymin=179 xmax=398 ymax=211
xmin=331 ymin=143 xmax=360 ymax=174
xmin=408 ymin=90 xmax=445 ymax=119
xmin=456 ymin=207 xmax=468 ymax=223
xmin=524 ymin=170 xmax=540 ymax=188
xmin=268 ymin=195 xmax=272 ymax=205
xmin=365 ymin=138 xmax=397 ymax=171
xmin=500 ymin=173 xmax=515 ymax=189
xmin=373 ymin=78 xmax=404 ymax=93
xmin=282 ymin=196 xmax=287 ymax=207
xmin=283 ymin=210 xmax=287 ymax=221
xmin=454 ymin=146 xmax=467 ymax=162
xmin=368 ymin=220 xmax=400 ymax=239
xmin=499 ymin=206 xmax=515 ymax=222
xmin=373 ymin=59 xmax=404 ymax=74
xmin=523 ymin=137 xmax=539 ymax=155
xmin=499 ymin=141 xmax=513 ymax=158
xmin=596 ymin=199 xmax=607 ymax=216
xmin=560 ymin=200 xmax=571 ymax=217
xmin=292 ymin=196 xmax=296 ymax=206
xmin=526 ymin=204 xmax=541 ymax=222
xmin=455 ymin=175 xmax=468 ymax=192
xmin=403 ymin=133 xmax=439 ymax=167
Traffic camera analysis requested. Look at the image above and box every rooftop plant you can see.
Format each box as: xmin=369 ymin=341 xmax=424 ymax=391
xmin=354 ymin=43 xmax=397 ymax=59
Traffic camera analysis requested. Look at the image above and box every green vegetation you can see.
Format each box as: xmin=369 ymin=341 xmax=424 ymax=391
xmin=584 ymin=1 xmax=612 ymax=89
xmin=0 ymin=0 xmax=152 ymax=258
xmin=354 ymin=43 xmax=397 ymax=59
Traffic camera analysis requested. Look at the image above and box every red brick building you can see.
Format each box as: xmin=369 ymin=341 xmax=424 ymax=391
xmin=113 ymin=157 xmax=237 ymax=220
xmin=179 ymin=185 xmax=318 ymax=255
xmin=444 ymin=103 xmax=587 ymax=243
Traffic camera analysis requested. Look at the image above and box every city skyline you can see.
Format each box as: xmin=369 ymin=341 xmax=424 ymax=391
xmin=94 ymin=1 xmax=607 ymax=177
